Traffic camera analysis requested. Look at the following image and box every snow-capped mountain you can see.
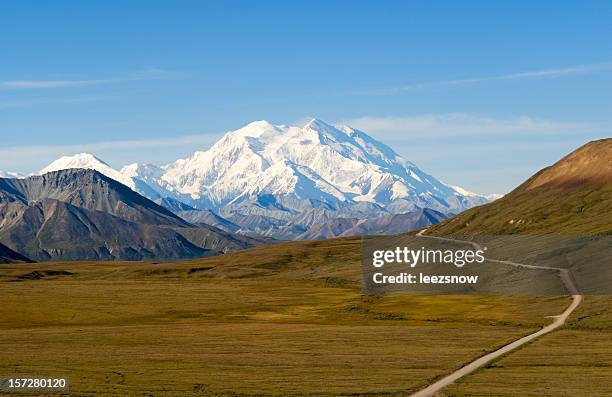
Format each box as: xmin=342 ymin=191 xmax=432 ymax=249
xmin=39 ymin=154 xmax=172 ymax=202
xmin=119 ymin=162 xmax=173 ymax=201
xmin=40 ymin=153 xmax=137 ymax=189
xmin=37 ymin=118 xmax=496 ymax=239
xmin=154 ymin=119 xmax=490 ymax=213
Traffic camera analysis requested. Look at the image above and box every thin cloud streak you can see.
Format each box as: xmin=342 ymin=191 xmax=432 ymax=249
xmin=0 ymin=133 xmax=224 ymax=158
xmin=0 ymin=69 xmax=180 ymax=90
xmin=340 ymin=113 xmax=598 ymax=138
xmin=1 ymin=79 xmax=115 ymax=89
xmin=0 ymin=132 xmax=224 ymax=174
xmin=348 ymin=62 xmax=612 ymax=96
xmin=0 ymin=96 xmax=105 ymax=109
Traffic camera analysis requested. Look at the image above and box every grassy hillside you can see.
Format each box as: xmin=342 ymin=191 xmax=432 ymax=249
xmin=428 ymin=183 xmax=612 ymax=235
xmin=429 ymin=139 xmax=612 ymax=235
xmin=0 ymin=238 xmax=568 ymax=396
xmin=429 ymin=139 xmax=612 ymax=395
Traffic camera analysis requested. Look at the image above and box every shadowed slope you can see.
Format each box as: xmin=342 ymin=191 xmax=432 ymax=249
xmin=0 ymin=170 xmax=259 ymax=261
xmin=0 ymin=242 xmax=32 ymax=263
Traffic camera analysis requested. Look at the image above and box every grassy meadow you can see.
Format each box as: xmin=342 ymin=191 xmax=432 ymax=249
xmin=0 ymin=238 xmax=572 ymax=396
xmin=440 ymin=296 xmax=612 ymax=396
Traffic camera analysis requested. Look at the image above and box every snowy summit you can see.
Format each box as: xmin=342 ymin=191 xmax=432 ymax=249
xmin=150 ymin=118 xmax=491 ymax=213
xmin=37 ymin=118 xmax=494 ymax=238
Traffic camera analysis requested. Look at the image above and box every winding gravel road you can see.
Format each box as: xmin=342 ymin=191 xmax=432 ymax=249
xmin=409 ymin=231 xmax=583 ymax=397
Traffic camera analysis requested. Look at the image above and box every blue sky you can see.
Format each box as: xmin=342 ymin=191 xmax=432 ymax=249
xmin=1 ymin=1 xmax=611 ymax=193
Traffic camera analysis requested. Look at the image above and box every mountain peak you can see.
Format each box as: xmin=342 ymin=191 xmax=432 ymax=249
xmin=40 ymin=153 xmax=136 ymax=189
xmin=302 ymin=118 xmax=334 ymax=130
xmin=231 ymin=120 xmax=280 ymax=138
xmin=0 ymin=168 xmax=257 ymax=261
xmin=70 ymin=152 xmax=107 ymax=164
xmin=522 ymin=138 xmax=612 ymax=191
xmin=41 ymin=153 xmax=109 ymax=173
xmin=229 ymin=118 xmax=340 ymax=141
xmin=155 ymin=118 xmax=491 ymax=212
xmin=34 ymin=119 xmax=492 ymax=221
xmin=244 ymin=119 xmax=275 ymax=128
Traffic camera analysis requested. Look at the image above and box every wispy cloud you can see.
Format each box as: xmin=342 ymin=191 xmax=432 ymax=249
xmin=0 ymin=133 xmax=223 ymax=158
xmin=0 ymin=114 xmax=606 ymax=195
xmin=338 ymin=113 xmax=606 ymax=194
xmin=339 ymin=113 xmax=597 ymax=138
xmin=0 ymin=132 xmax=224 ymax=174
xmin=0 ymin=69 xmax=179 ymax=91
xmin=0 ymin=96 xmax=105 ymax=110
xmin=348 ymin=62 xmax=612 ymax=96
xmin=1 ymin=79 xmax=114 ymax=89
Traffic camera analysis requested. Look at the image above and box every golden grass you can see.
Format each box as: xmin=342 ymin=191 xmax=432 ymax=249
xmin=0 ymin=239 xmax=579 ymax=396
xmin=440 ymin=296 xmax=612 ymax=396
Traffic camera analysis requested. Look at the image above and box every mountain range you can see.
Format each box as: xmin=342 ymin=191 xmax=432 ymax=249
xmin=0 ymin=169 xmax=259 ymax=261
xmin=1 ymin=124 xmax=607 ymax=264
xmin=32 ymin=119 xmax=495 ymax=240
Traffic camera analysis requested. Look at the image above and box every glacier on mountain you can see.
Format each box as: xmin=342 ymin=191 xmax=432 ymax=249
xmin=154 ymin=119 xmax=489 ymax=212
xmin=36 ymin=118 xmax=496 ymax=238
